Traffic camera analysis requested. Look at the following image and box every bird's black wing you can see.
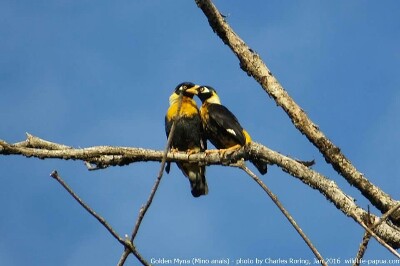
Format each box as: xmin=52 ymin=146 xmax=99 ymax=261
xmin=207 ymin=104 xmax=246 ymax=145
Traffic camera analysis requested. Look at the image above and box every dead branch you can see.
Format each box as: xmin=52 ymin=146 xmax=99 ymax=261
xmin=2 ymin=134 xmax=400 ymax=249
xmin=2 ymin=1 xmax=397 ymax=263
xmin=354 ymin=203 xmax=400 ymax=265
xmin=237 ymin=162 xmax=327 ymax=266
xmin=244 ymin=143 xmax=400 ymax=249
xmin=194 ymin=0 xmax=400 ymax=225
xmin=117 ymin=86 xmax=184 ymax=265
xmin=50 ymin=170 xmax=149 ymax=266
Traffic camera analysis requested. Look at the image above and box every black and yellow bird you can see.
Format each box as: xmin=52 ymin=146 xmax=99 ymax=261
xmin=165 ymin=82 xmax=208 ymax=197
xmin=187 ymin=85 xmax=268 ymax=175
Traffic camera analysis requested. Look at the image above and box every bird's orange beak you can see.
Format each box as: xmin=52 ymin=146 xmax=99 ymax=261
xmin=185 ymin=85 xmax=200 ymax=95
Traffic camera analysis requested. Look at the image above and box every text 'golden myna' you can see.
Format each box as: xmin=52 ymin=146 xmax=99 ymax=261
xmin=165 ymin=82 xmax=208 ymax=197
xmin=188 ymin=85 xmax=268 ymax=175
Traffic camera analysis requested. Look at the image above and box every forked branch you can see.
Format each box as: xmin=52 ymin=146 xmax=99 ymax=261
xmin=194 ymin=0 xmax=400 ymax=225
xmin=353 ymin=203 xmax=400 ymax=265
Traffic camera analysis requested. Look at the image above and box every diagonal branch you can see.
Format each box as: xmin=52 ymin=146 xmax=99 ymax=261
xmin=354 ymin=203 xmax=400 ymax=265
xmin=117 ymin=92 xmax=184 ymax=266
xmin=353 ymin=214 xmax=400 ymax=259
xmin=50 ymin=170 xmax=149 ymax=266
xmin=194 ymin=0 xmax=400 ymax=224
xmin=237 ymin=162 xmax=327 ymax=266
xmin=131 ymin=93 xmax=183 ymax=240
xmin=244 ymin=143 xmax=400 ymax=249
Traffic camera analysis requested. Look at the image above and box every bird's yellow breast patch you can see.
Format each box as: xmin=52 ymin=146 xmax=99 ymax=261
xmin=167 ymin=97 xmax=199 ymax=121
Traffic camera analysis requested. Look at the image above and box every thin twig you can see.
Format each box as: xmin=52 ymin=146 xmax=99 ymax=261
xmin=357 ymin=221 xmax=400 ymax=259
xmin=117 ymin=92 xmax=184 ymax=266
xmin=353 ymin=205 xmax=373 ymax=266
xmin=49 ymin=170 xmax=149 ymax=266
xmin=374 ymin=202 xmax=400 ymax=226
xmin=353 ymin=206 xmax=374 ymax=266
xmin=353 ymin=203 xmax=400 ymax=265
xmin=236 ymin=161 xmax=327 ymax=266
xmin=353 ymin=232 xmax=372 ymax=266
xmin=24 ymin=133 xmax=73 ymax=150
xmin=133 ymin=92 xmax=183 ymax=236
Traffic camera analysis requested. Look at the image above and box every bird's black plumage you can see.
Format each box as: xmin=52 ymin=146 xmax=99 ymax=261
xmin=165 ymin=114 xmax=205 ymax=154
xmin=194 ymin=85 xmax=268 ymax=175
xmin=204 ymin=103 xmax=246 ymax=148
xmin=165 ymin=82 xmax=208 ymax=197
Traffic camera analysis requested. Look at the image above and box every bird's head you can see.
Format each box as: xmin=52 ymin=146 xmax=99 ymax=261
xmin=189 ymin=85 xmax=221 ymax=104
xmin=169 ymin=82 xmax=200 ymax=105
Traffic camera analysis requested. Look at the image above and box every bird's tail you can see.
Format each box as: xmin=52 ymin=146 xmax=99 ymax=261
xmin=190 ymin=172 xmax=208 ymax=197
xmin=180 ymin=163 xmax=208 ymax=197
xmin=250 ymin=158 xmax=268 ymax=175
xmin=165 ymin=162 xmax=171 ymax=173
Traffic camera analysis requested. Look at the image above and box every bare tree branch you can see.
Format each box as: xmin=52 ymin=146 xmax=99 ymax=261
xmin=354 ymin=203 xmax=400 ymax=265
xmin=354 ymin=232 xmax=372 ymax=266
xmin=194 ymin=0 xmax=400 ymax=224
xmin=237 ymin=162 xmax=327 ymax=266
xmin=118 ymin=92 xmax=184 ymax=265
xmin=354 ymin=214 xmax=400 ymax=259
xmin=2 ymin=1 xmax=396 ymax=262
xmin=2 ymin=135 xmax=400 ymax=249
xmin=50 ymin=170 xmax=149 ymax=266
xmin=244 ymin=143 xmax=400 ymax=249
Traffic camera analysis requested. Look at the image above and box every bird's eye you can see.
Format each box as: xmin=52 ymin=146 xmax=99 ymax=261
xmin=200 ymin=87 xmax=205 ymax=92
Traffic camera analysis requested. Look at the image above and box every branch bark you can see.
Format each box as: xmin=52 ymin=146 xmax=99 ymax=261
xmin=3 ymin=1 xmax=397 ymax=263
xmin=194 ymin=0 xmax=400 ymax=225
xmin=354 ymin=203 xmax=400 ymax=265
xmin=2 ymin=134 xmax=400 ymax=249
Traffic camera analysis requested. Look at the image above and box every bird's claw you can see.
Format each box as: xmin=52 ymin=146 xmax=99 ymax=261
xmin=170 ymin=148 xmax=179 ymax=153
xmin=205 ymin=149 xmax=219 ymax=155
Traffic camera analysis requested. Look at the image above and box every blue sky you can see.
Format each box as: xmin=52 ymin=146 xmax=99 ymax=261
xmin=1 ymin=1 xmax=399 ymax=265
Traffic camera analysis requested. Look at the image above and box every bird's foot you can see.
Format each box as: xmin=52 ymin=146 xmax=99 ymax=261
xmin=218 ymin=144 xmax=242 ymax=157
xmin=186 ymin=148 xmax=200 ymax=155
xmin=170 ymin=148 xmax=179 ymax=153
xmin=205 ymin=149 xmax=219 ymax=155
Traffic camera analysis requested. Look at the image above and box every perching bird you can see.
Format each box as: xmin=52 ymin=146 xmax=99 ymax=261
xmin=165 ymin=82 xmax=208 ymax=197
xmin=188 ymin=85 xmax=268 ymax=175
